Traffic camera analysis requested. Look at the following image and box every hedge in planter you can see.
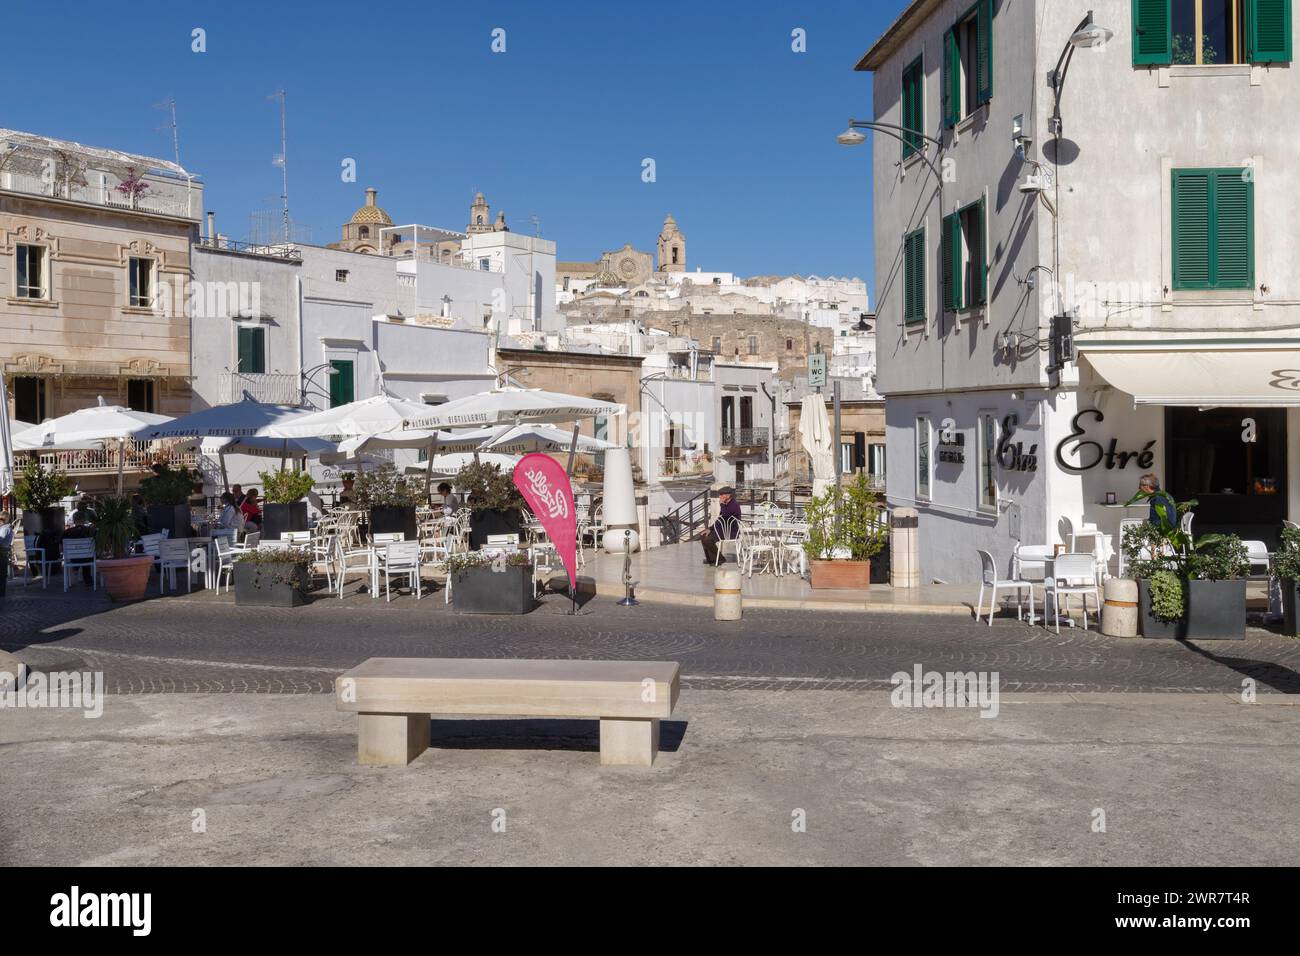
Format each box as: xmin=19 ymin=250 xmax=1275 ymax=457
xmin=449 ymin=550 xmax=534 ymax=614
xmin=1122 ymin=515 xmax=1249 ymax=641
xmin=802 ymin=473 xmax=887 ymax=589
xmin=234 ymin=546 xmax=314 ymax=607
xmin=139 ymin=463 xmax=197 ymax=537
xmin=1272 ymin=525 xmax=1300 ymax=637
xmin=454 ymin=461 xmax=526 ymax=550
xmin=353 ymin=467 xmax=421 ymax=540
xmin=14 ymin=458 xmax=73 ymax=563
xmin=258 ymin=468 xmax=314 ymax=540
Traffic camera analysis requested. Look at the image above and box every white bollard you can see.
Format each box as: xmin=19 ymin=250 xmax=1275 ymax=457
xmin=714 ymin=566 xmax=742 ymax=621
xmin=1102 ymin=578 xmax=1139 ymax=637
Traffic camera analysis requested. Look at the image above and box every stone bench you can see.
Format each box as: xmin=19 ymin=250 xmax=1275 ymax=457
xmin=335 ymin=657 xmax=680 ymax=767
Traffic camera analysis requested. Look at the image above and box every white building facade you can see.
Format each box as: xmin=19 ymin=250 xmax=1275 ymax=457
xmin=860 ymin=0 xmax=1298 ymax=584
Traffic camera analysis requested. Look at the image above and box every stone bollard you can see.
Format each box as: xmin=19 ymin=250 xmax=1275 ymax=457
xmin=714 ymin=566 xmax=742 ymax=621
xmin=1102 ymin=578 xmax=1139 ymax=637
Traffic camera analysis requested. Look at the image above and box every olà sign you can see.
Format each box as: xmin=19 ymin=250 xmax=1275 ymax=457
xmin=997 ymin=415 xmax=1038 ymax=472
xmin=1055 ymin=409 xmax=1156 ymax=473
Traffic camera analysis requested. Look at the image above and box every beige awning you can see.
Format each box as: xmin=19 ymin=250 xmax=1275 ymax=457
xmin=1081 ymin=347 xmax=1300 ymax=407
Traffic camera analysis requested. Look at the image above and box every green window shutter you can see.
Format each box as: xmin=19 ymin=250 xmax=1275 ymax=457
xmin=1172 ymin=170 xmax=1212 ymax=289
xmin=237 ymin=327 xmax=265 ymax=374
xmin=1132 ymin=0 xmax=1172 ymax=65
xmin=1213 ymin=171 xmax=1253 ymax=290
xmin=904 ymin=230 xmax=925 ymax=323
xmin=941 ymin=214 xmax=957 ymax=311
xmin=329 ymin=360 xmax=355 ymax=408
xmin=976 ymin=0 xmax=993 ymax=105
xmin=901 ymin=58 xmax=923 ymax=158
xmin=1248 ymin=0 xmax=1292 ymax=63
xmin=975 ymin=199 xmax=988 ymax=306
xmin=942 ymin=29 xmax=958 ymax=127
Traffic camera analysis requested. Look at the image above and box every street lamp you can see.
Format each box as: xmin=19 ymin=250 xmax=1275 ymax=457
xmin=1049 ymin=10 xmax=1115 ymax=136
xmin=300 ymin=362 xmax=338 ymax=406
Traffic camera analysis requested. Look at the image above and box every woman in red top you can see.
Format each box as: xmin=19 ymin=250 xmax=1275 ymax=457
xmin=240 ymin=488 xmax=263 ymax=531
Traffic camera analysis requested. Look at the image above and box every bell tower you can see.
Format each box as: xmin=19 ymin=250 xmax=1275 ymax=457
xmin=467 ymin=191 xmax=492 ymax=234
xmin=657 ymin=214 xmax=686 ymax=272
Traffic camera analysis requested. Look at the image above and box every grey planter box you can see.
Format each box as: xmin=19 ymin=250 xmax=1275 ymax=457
xmin=369 ymin=506 xmax=418 ymax=541
xmin=1282 ymin=579 xmax=1300 ymax=637
xmin=452 ymin=564 xmax=534 ymax=614
xmin=147 ymin=504 xmax=192 ymax=538
xmin=1138 ymin=578 xmax=1246 ymax=640
xmin=234 ymin=560 xmax=310 ymax=607
xmin=262 ymin=501 xmax=308 ymax=540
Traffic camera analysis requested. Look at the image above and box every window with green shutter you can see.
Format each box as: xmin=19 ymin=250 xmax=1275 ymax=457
xmin=237 ymin=326 xmax=266 ymax=374
xmin=942 ymin=200 xmax=987 ymax=311
xmin=903 ymin=228 xmax=926 ymax=324
xmin=943 ymin=1 xmax=993 ymax=127
xmin=901 ymin=57 xmax=924 ymax=158
xmin=942 ymin=214 xmax=958 ymax=310
xmin=1134 ymin=0 xmax=1291 ymax=65
xmin=328 ymin=359 xmax=355 ymax=408
xmin=1172 ymin=168 xmax=1254 ymax=291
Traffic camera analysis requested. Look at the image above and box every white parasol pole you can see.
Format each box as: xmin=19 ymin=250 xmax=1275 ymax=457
xmin=565 ymin=422 xmax=580 ymax=477
xmin=116 ymin=437 xmax=126 ymax=496
xmin=423 ymin=434 xmax=439 ymax=499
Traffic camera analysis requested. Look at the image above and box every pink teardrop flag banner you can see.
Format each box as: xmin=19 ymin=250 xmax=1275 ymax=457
xmin=512 ymin=453 xmax=579 ymax=601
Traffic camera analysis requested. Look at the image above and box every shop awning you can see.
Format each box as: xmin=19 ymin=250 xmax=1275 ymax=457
xmin=1081 ymin=348 xmax=1300 ymax=407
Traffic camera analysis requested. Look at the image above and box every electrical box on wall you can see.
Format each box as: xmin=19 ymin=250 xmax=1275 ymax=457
xmin=1006 ymin=501 xmax=1021 ymax=541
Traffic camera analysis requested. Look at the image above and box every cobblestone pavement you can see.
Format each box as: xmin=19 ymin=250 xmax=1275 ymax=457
xmin=2 ymin=583 xmax=1299 ymax=695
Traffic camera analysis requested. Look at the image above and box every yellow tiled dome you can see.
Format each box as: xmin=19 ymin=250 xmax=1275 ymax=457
xmin=349 ymin=187 xmax=393 ymax=226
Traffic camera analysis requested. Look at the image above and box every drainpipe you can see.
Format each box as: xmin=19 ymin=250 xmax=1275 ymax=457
xmin=760 ymin=380 xmax=775 ymax=484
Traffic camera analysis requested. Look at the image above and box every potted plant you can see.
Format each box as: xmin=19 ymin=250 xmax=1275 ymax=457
xmin=13 ymin=458 xmax=73 ymax=564
xmin=803 ymin=473 xmax=888 ymax=588
xmin=455 ymin=461 xmax=526 ymax=550
xmin=353 ymin=467 xmax=421 ymax=540
xmin=340 ymin=471 xmax=356 ymax=492
xmin=449 ymin=549 xmax=535 ymax=614
xmin=93 ymin=496 xmax=153 ymax=601
xmin=1273 ymin=525 xmax=1300 ymax=637
xmin=258 ymin=468 xmax=314 ymax=540
xmin=1121 ymin=505 xmax=1249 ymax=640
xmin=138 ymin=463 xmax=196 ymax=537
xmin=233 ymin=546 xmax=314 ymax=607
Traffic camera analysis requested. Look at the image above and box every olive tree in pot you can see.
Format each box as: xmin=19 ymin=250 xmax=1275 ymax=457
xmin=93 ymin=496 xmax=153 ymax=601
xmin=455 ymin=461 xmax=526 ymax=550
xmin=138 ymin=464 xmax=196 ymax=537
xmin=1123 ymin=519 xmax=1250 ymax=641
xmin=353 ymin=467 xmax=421 ymax=540
xmin=258 ymin=468 xmax=314 ymax=540
xmin=14 ymin=458 xmax=73 ymax=563
xmin=233 ymin=546 xmax=314 ymax=607
xmin=449 ymin=549 xmax=535 ymax=614
xmin=1271 ymin=525 xmax=1300 ymax=637
xmin=803 ymin=473 xmax=888 ymax=589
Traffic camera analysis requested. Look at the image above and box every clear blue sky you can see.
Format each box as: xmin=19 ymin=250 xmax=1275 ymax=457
xmin=8 ymin=0 xmax=898 ymax=295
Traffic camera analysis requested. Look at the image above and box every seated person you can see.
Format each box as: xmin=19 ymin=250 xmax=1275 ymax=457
xmin=438 ymin=482 xmax=463 ymax=515
xmin=240 ymin=488 xmax=263 ymax=532
xmin=131 ymin=494 xmax=150 ymax=536
xmin=217 ymin=492 xmax=244 ymax=531
xmin=700 ymin=486 xmax=742 ymax=565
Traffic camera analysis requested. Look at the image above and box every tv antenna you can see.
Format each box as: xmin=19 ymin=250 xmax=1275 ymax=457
xmin=268 ymin=89 xmax=289 ymax=244
xmin=153 ymin=97 xmax=182 ymax=168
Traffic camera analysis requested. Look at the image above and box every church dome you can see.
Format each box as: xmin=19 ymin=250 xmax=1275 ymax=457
xmin=349 ymin=187 xmax=393 ymax=226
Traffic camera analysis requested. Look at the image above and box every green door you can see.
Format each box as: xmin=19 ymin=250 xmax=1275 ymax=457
xmin=329 ymin=359 xmax=354 ymax=408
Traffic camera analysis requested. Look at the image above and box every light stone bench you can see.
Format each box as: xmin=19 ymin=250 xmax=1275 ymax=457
xmin=336 ymin=657 xmax=680 ymax=767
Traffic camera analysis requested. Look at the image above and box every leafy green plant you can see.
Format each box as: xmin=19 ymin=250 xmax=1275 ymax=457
xmin=1185 ymin=535 xmax=1249 ymax=581
xmin=258 ymin=468 xmax=315 ymax=504
xmin=1147 ymin=569 xmax=1185 ymax=622
xmin=138 ymin=464 xmax=195 ymax=506
xmin=235 ymin=546 xmax=314 ymax=589
xmin=448 ymin=549 xmax=532 ymax=573
xmin=1273 ymin=525 xmax=1300 ymax=581
xmin=455 ymin=461 xmax=525 ymax=512
xmin=802 ymin=472 xmax=887 ymax=563
xmin=352 ymin=467 xmax=422 ymax=509
xmin=92 ymin=496 xmax=136 ymax=559
xmin=13 ymin=459 xmax=73 ymax=511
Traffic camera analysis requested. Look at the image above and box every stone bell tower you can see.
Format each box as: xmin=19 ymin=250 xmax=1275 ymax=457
xmin=657 ymin=213 xmax=686 ymax=272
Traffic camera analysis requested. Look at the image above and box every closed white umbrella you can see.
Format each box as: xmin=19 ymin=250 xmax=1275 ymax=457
xmin=0 ymin=375 xmax=16 ymax=497
xmin=800 ymin=395 xmax=836 ymax=498
xmin=14 ymin=397 xmax=173 ymax=495
xmin=263 ymin=393 xmax=437 ymax=440
xmin=402 ymin=388 xmax=624 ymax=430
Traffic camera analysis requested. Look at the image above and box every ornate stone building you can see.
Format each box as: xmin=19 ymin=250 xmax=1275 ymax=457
xmin=333 ymin=187 xmax=392 ymax=255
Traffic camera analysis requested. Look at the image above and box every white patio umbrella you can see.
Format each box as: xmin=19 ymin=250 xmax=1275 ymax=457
xmin=135 ymin=397 xmax=313 ymax=439
xmin=263 ymin=393 xmax=436 ymax=440
xmin=401 ymin=388 xmax=624 ymax=431
xmin=193 ymin=435 xmax=339 ymax=494
xmin=800 ymin=394 xmax=837 ymax=498
xmin=14 ymin=397 xmax=173 ymax=494
xmin=401 ymin=452 xmax=520 ymax=477
xmin=0 ymin=375 xmax=19 ymax=497
xmin=324 ymin=427 xmax=451 ymax=494
xmin=445 ymin=423 xmax=620 ymax=456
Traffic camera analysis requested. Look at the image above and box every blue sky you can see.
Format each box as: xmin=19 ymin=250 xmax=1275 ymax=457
xmin=8 ymin=0 xmax=898 ymax=294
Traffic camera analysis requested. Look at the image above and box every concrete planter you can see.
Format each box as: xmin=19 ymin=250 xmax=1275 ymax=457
xmin=262 ymin=501 xmax=308 ymax=541
xmin=452 ymin=565 xmax=534 ymax=614
xmin=1137 ymin=578 xmax=1246 ymax=640
xmin=23 ymin=507 xmax=65 ymax=563
xmin=233 ymin=560 xmax=309 ymax=608
xmin=98 ymin=556 xmax=154 ymax=602
xmin=369 ymin=506 xmax=418 ymax=542
xmin=1282 ymin=579 xmax=1300 ymax=637
xmin=810 ymin=559 xmax=872 ymax=589
xmin=468 ymin=509 xmax=523 ymax=550
xmin=147 ymin=504 xmax=192 ymax=538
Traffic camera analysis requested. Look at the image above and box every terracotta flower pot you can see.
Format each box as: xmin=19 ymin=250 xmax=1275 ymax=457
xmin=98 ymin=555 xmax=154 ymax=602
xmin=809 ymin=559 xmax=872 ymax=589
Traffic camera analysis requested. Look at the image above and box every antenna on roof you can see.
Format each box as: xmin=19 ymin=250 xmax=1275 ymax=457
xmin=515 ymin=215 xmax=542 ymax=237
xmin=268 ymin=89 xmax=289 ymax=244
xmin=153 ymin=97 xmax=181 ymax=168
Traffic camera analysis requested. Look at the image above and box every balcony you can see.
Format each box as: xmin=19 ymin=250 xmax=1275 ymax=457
xmin=21 ymin=440 xmax=199 ymax=477
xmin=220 ymin=372 xmax=301 ymax=406
xmin=1 ymin=171 xmax=196 ymax=219
xmin=721 ymin=427 xmax=769 ymax=449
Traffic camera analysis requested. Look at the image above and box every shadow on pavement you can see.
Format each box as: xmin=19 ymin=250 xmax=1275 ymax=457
xmin=426 ymin=717 xmax=687 ymax=753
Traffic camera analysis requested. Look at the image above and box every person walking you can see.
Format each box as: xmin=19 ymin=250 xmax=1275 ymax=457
xmin=1138 ymin=474 xmax=1178 ymax=529
xmin=700 ymin=486 xmax=743 ymax=565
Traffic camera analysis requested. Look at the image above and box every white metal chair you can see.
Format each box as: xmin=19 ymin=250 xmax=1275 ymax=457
xmin=739 ymin=525 xmax=778 ymax=577
xmin=1043 ymin=553 xmax=1100 ymax=633
xmin=1061 ymin=515 xmax=1107 ymax=584
xmin=381 ymin=540 xmax=422 ymax=601
xmin=61 ymin=538 xmax=97 ymax=592
xmin=1243 ymin=540 xmax=1271 ymax=576
xmin=232 ymin=531 xmax=260 ymax=553
xmin=212 ymin=535 xmax=236 ymax=593
xmin=713 ymin=515 xmax=742 ymax=567
xmin=1180 ymin=510 xmax=1194 ymax=537
xmin=21 ymin=534 xmax=51 ymax=588
xmin=280 ymin=530 xmax=311 ymax=545
xmin=976 ymin=549 xmax=1035 ymax=626
xmin=1115 ymin=518 xmax=1147 ymax=580
xmin=334 ymin=535 xmax=374 ymax=599
xmin=159 ymin=539 xmax=194 ymax=593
